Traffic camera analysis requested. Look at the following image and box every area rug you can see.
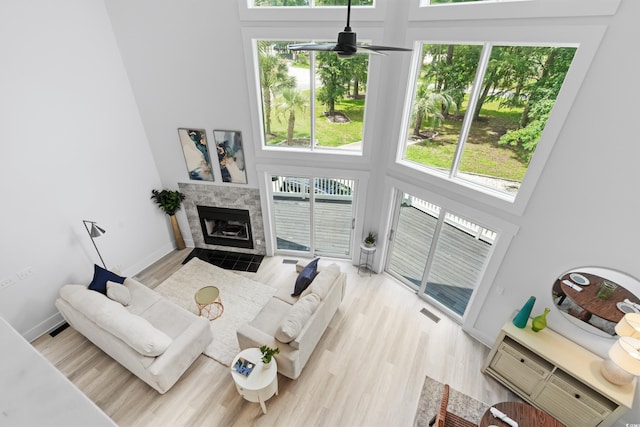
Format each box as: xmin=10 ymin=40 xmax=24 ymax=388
xmin=154 ymin=257 xmax=276 ymax=366
xmin=413 ymin=376 xmax=489 ymax=427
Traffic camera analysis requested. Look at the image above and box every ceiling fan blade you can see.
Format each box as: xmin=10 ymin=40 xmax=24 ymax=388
xmin=359 ymin=45 xmax=413 ymax=53
xmin=288 ymin=42 xmax=337 ymax=52
xmin=355 ymin=46 xmax=386 ymax=56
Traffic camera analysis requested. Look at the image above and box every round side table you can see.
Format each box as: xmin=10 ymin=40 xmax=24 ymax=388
xmin=230 ymin=348 xmax=278 ymax=414
xmin=194 ymin=286 xmax=224 ymax=320
xmin=358 ymin=243 xmax=376 ymax=276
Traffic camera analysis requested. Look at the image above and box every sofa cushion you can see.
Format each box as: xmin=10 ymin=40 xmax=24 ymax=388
xmin=88 ymin=264 xmax=126 ymax=295
xmin=275 ymin=293 xmax=321 ymax=343
xmin=301 ymin=263 xmax=340 ymax=300
xmin=60 ymin=284 xmax=172 ymax=357
xmin=106 ymin=281 xmax=131 ymax=306
xmin=292 ymin=258 xmax=319 ymax=297
xmin=247 ymin=297 xmax=292 ymax=337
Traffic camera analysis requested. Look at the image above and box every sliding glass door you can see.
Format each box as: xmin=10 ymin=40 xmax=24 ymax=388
xmin=271 ymin=175 xmax=355 ymax=258
xmin=386 ymin=192 xmax=496 ymax=319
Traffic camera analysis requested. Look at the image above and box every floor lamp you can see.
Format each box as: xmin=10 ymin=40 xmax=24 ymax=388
xmin=83 ymin=220 xmax=106 ymax=269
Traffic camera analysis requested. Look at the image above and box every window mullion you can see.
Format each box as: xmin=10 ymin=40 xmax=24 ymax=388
xmin=420 ymin=208 xmax=446 ymax=289
xmin=310 ymin=51 xmax=316 ymax=151
xmin=450 ymin=43 xmax=493 ymax=179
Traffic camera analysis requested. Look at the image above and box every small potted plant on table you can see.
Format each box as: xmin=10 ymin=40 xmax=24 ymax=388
xmin=259 ymin=345 xmax=280 ymax=369
xmin=364 ymin=231 xmax=377 ymax=248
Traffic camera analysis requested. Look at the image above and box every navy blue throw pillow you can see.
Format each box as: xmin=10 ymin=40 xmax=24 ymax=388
xmin=88 ymin=264 xmax=126 ymax=295
xmin=292 ymin=258 xmax=319 ymax=297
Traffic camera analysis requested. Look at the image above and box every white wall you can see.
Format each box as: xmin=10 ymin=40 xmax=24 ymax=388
xmin=104 ymin=0 xmax=257 ymax=246
xmin=0 ymin=0 xmax=174 ymax=339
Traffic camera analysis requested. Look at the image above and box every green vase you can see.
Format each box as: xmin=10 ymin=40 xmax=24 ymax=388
xmin=532 ymin=308 xmax=550 ymax=332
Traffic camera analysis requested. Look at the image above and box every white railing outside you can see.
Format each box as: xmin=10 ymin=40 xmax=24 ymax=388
xmin=272 ymin=176 xmax=353 ymax=197
xmin=405 ymin=195 xmax=496 ymax=244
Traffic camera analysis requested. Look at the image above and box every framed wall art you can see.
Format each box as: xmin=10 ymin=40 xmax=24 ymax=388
xmin=178 ymin=128 xmax=214 ymax=181
xmin=213 ymin=130 xmax=247 ymax=184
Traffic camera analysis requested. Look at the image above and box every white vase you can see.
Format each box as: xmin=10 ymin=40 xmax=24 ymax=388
xmin=263 ymin=360 xmax=271 ymax=369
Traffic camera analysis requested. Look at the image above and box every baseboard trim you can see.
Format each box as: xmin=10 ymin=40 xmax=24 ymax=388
xmin=24 ymin=312 xmax=67 ymax=343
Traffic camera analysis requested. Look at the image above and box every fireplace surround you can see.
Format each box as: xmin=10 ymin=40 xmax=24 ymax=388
xmin=179 ymin=182 xmax=266 ymax=255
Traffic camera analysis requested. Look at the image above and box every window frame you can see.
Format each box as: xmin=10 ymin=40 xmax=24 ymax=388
xmin=380 ymin=176 xmax=519 ymax=328
xmin=238 ymin=0 xmax=386 ymax=22
xmin=389 ymin=23 xmax=609 ymax=215
xmin=410 ymin=0 xmax=620 ymax=21
xmin=241 ymin=26 xmax=385 ymax=160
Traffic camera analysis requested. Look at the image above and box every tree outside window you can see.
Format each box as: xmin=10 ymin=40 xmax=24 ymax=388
xmin=404 ymin=42 xmax=576 ymax=198
xmin=257 ymin=40 xmax=369 ymax=151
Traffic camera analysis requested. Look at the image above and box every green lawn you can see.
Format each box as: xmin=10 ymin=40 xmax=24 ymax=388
xmin=265 ymin=93 xmax=528 ymax=182
xmin=408 ymin=99 xmax=528 ymax=181
xmin=265 ymin=94 xmax=364 ymax=147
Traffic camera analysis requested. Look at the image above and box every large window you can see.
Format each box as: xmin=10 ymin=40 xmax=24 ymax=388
xmin=252 ymin=0 xmax=373 ymax=7
xmin=401 ymin=42 xmax=576 ymax=200
xmin=256 ymin=40 xmax=369 ymax=152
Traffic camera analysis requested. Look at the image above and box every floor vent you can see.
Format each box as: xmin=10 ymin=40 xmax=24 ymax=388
xmin=50 ymin=322 xmax=69 ymax=337
xmin=282 ymin=259 xmax=298 ymax=264
xmin=420 ymin=308 xmax=440 ymax=323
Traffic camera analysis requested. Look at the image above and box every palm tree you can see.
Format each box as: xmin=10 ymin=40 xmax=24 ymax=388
xmin=412 ymin=84 xmax=456 ymax=137
xmin=258 ymin=43 xmax=295 ymax=136
xmin=275 ymin=88 xmax=308 ymax=145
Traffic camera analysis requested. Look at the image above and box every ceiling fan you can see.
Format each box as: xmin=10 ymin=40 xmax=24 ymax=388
xmin=287 ymin=0 xmax=412 ymax=58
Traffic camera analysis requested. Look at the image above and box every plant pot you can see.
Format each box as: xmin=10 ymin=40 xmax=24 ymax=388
xmin=170 ymin=215 xmax=186 ymax=250
xmin=263 ymin=360 xmax=272 ymax=370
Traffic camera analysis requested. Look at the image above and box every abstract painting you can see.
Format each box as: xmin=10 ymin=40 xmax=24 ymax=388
xmin=178 ymin=128 xmax=214 ymax=181
xmin=213 ymin=130 xmax=247 ymax=184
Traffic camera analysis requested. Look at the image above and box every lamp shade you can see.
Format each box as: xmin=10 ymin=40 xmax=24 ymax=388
xmin=609 ymin=337 xmax=640 ymax=376
xmin=615 ymin=313 xmax=640 ymax=338
xmin=89 ymin=223 xmax=106 ymax=238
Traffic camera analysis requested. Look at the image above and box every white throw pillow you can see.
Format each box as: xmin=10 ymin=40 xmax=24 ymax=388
xmin=106 ymin=281 xmax=131 ymax=306
xmin=275 ymin=293 xmax=321 ymax=343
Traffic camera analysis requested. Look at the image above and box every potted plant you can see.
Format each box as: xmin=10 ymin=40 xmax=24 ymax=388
xmin=259 ymin=345 xmax=280 ymax=368
xmin=151 ymin=189 xmax=186 ymax=250
xmin=364 ymin=231 xmax=377 ymax=248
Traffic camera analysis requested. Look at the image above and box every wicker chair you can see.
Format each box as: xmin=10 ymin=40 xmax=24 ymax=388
xmin=428 ymin=384 xmax=477 ymax=427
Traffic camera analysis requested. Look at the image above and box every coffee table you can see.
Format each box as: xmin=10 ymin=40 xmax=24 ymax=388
xmin=194 ymin=286 xmax=224 ymax=320
xmin=230 ymin=348 xmax=278 ymax=414
xmin=479 ymin=402 xmax=563 ymax=427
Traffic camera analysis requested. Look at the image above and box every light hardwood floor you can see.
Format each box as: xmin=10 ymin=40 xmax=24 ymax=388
xmin=33 ymin=249 xmax=514 ymax=427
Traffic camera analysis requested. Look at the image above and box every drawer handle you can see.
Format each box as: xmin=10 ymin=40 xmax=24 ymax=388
xmin=574 ymin=394 xmax=580 ymax=399
xmin=520 ymin=358 xmax=525 ymax=363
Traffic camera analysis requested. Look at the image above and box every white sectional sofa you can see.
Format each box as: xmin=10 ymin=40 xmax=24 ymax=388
xmin=55 ymin=277 xmax=212 ymax=394
xmin=237 ymin=260 xmax=346 ymax=379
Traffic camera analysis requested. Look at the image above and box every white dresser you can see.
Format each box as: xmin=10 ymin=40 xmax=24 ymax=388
xmin=482 ymin=320 xmax=636 ymax=427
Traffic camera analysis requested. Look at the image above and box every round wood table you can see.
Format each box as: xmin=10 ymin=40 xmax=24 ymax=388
xmin=555 ymin=272 xmax=640 ymax=323
xmin=479 ymin=402 xmax=564 ymax=427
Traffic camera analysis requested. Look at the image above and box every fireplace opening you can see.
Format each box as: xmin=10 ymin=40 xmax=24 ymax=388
xmin=197 ymin=205 xmax=254 ymax=249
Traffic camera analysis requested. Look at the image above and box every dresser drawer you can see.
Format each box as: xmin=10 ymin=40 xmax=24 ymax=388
xmin=533 ymin=370 xmax=616 ymax=427
xmin=489 ymin=337 xmax=553 ymax=395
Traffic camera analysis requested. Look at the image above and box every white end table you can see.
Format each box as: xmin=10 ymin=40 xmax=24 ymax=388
xmin=230 ymin=348 xmax=278 ymax=414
